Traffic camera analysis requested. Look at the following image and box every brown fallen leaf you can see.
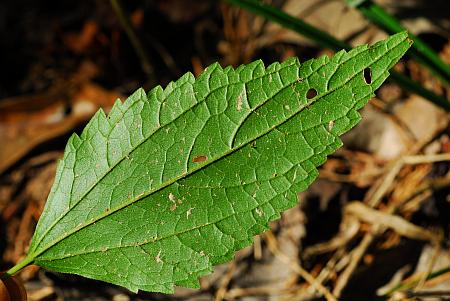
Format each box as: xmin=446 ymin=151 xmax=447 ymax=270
xmin=0 ymin=275 xmax=27 ymax=301
xmin=63 ymin=20 xmax=100 ymax=54
xmin=0 ymin=82 xmax=122 ymax=175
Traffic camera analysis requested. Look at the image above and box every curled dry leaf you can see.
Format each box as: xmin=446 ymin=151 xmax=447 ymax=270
xmin=0 ymin=275 xmax=27 ymax=301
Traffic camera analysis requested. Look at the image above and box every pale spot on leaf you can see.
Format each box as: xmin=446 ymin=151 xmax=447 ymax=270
xmin=237 ymin=89 xmax=245 ymax=112
xmin=328 ymin=120 xmax=335 ymax=131
xmin=169 ymin=193 xmax=176 ymax=202
xmin=155 ymin=250 xmax=162 ymax=263
xmin=255 ymin=208 xmax=263 ymax=217
xmin=186 ymin=207 xmax=194 ymax=218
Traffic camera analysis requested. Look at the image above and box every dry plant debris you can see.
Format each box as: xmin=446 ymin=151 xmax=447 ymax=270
xmin=1 ymin=1 xmax=450 ymax=300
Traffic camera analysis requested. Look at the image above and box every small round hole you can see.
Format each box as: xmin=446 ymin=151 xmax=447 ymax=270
xmin=363 ymin=67 xmax=372 ymax=84
xmin=306 ymin=88 xmax=317 ymax=99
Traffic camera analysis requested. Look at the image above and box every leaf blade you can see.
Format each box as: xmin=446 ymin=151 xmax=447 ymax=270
xmin=27 ymin=32 xmax=411 ymax=293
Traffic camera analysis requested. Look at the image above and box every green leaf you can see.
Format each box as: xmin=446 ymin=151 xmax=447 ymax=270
xmin=20 ymin=32 xmax=410 ymax=293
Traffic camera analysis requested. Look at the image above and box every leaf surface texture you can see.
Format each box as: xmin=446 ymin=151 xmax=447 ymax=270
xmin=27 ymin=32 xmax=411 ymax=293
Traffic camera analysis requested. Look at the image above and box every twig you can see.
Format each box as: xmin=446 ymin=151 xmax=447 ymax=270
xmin=389 ymin=289 xmax=450 ymax=301
xmin=225 ymin=285 xmax=290 ymax=299
xmin=366 ymin=159 xmax=404 ymax=207
xmin=401 ymin=176 xmax=450 ymax=214
xmin=253 ymin=235 xmax=263 ymax=260
xmin=406 ymin=290 xmax=450 ymax=298
xmin=383 ymin=263 xmax=450 ymax=296
xmin=303 ymin=216 xmax=360 ymax=257
xmin=403 ymin=153 xmax=450 ymax=164
xmin=214 ymin=261 xmax=236 ymax=301
xmin=333 ymin=231 xmax=374 ymax=297
xmin=333 ymin=152 xmax=450 ymax=297
xmin=414 ymin=242 xmax=441 ymax=292
xmin=315 ymin=248 xmax=346 ymax=289
xmin=377 ymin=265 xmax=412 ymax=296
xmin=264 ymin=231 xmax=338 ymax=301
xmin=345 ymin=202 xmax=440 ymax=242
xmin=27 ymin=286 xmax=55 ymax=301
xmin=333 ymin=158 xmax=404 ymax=297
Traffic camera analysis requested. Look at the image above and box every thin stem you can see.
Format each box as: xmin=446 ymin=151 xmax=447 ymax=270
xmin=227 ymin=0 xmax=349 ymax=51
xmin=384 ymin=265 xmax=450 ymax=296
xmin=225 ymin=0 xmax=450 ymax=111
xmin=1 ymin=256 xmax=34 ymax=280
xmin=407 ymin=290 xmax=450 ymax=298
xmin=389 ymin=72 xmax=450 ymax=111
xmin=110 ymin=0 xmax=155 ymax=80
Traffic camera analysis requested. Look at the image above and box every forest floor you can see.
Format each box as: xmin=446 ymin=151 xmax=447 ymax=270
xmin=1 ymin=1 xmax=449 ymax=300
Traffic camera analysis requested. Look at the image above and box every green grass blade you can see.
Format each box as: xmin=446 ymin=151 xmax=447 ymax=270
xmin=226 ymin=0 xmax=450 ymax=111
xmin=348 ymin=0 xmax=450 ymax=87
xmin=383 ymin=264 xmax=450 ymax=296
